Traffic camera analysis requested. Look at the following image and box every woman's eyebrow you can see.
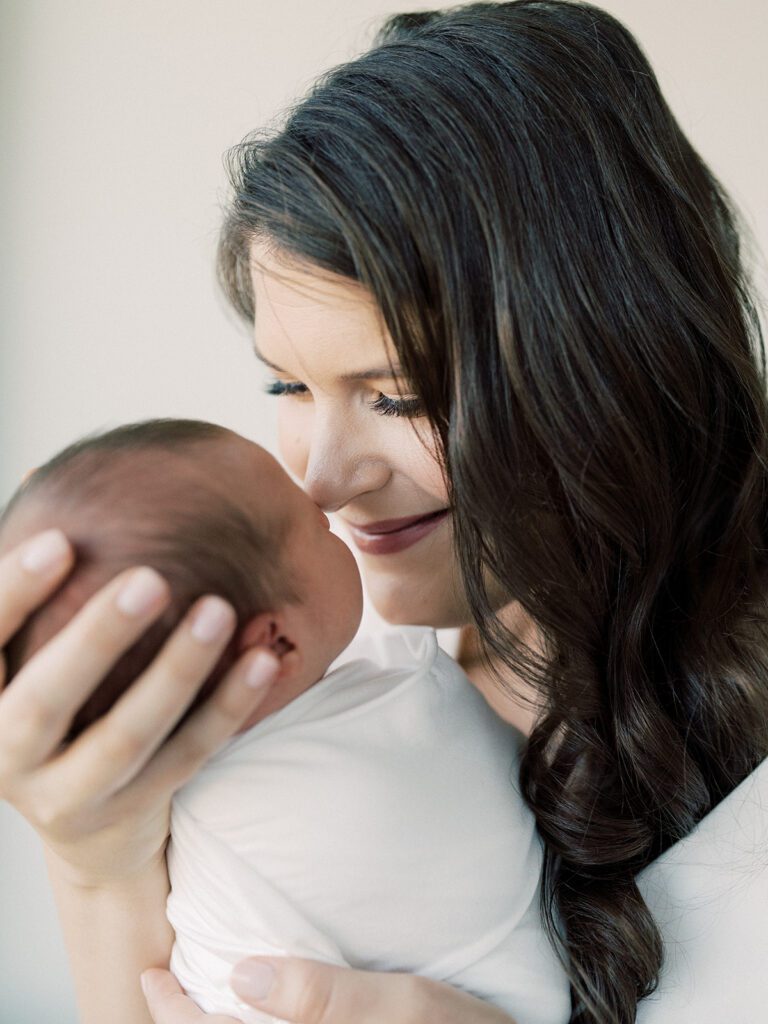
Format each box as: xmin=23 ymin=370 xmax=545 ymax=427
xmin=251 ymin=346 xmax=285 ymax=373
xmin=252 ymin=344 xmax=403 ymax=380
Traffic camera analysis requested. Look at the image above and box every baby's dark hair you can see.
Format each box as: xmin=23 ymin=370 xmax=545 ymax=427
xmin=0 ymin=418 xmax=297 ymax=741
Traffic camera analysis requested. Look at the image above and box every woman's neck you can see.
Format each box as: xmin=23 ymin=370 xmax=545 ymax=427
xmin=456 ymin=601 xmax=544 ymax=736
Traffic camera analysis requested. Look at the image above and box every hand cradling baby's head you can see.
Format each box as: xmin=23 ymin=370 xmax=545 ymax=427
xmin=0 ymin=419 xmax=362 ymax=742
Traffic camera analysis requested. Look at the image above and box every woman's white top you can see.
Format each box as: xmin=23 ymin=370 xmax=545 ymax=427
xmin=166 ymin=626 xmax=571 ymax=1024
xmin=635 ymin=752 xmax=768 ymax=1022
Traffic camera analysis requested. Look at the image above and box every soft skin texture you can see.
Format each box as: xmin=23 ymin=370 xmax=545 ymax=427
xmin=249 ymin=244 xmax=466 ymax=628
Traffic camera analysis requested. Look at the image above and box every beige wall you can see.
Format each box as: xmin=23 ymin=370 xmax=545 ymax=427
xmin=1 ymin=2 xmax=766 ymax=1020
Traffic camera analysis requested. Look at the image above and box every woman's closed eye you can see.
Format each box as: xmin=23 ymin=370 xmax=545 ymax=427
xmin=264 ymin=379 xmax=424 ymax=418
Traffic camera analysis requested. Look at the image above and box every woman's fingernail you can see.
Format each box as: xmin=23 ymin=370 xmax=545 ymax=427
xmin=21 ymin=529 xmax=70 ymax=574
xmin=246 ymin=651 xmax=278 ymax=689
xmin=231 ymin=960 xmax=276 ymax=1002
xmin=139 ymin=972 xmax=150 ymax=999
xmin=116 ymin=567 xmax=167 ymax=617
xmin=191 ymin=596 xmax=235 ymax=644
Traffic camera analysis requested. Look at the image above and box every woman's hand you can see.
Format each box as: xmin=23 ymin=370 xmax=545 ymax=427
xmin=0 ymin=529 xmax=281 ymax=888
xmin=142 ymin=970 xmax=240 ymax=1024
xmin=141 ymin=959 xmax=518 ymax=1024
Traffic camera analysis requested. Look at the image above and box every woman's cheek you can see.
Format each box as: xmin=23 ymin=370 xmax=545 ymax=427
xmin=400 ymin=420 xmax=449 ymax=504
xmin=277 ymin=402 xmax=311 ymax=481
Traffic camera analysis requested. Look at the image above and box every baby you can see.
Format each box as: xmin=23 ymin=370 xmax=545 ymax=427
xmin=0 ymin=418 xmax=571 ymax=1024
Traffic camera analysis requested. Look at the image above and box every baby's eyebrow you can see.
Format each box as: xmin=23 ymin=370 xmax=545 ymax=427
xmin=252 ymin=344 xmax=404 ymax=382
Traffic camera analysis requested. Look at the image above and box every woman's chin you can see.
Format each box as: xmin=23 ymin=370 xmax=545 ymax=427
xmin=364 ymin=568 xmax=470 ymax=629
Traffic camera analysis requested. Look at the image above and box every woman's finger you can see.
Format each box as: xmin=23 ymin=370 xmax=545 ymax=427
xmin=135 ymin=647 xmax=280 ymax=797
xmin=0 ymin=565 xmax=171 ymax=773
xmin=0 ymin=529 xmax=75 ymax=677
xmin=44 ymin=593 xmax=242 ymax=801
xmin=229 ymin=958 xmax=517 ymax=1024
xmin=141 ymin=968 xmax=240 ymax=1024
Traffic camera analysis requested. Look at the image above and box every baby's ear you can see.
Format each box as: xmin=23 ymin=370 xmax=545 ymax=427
xmin=237 ymin=610 xmax=296 ymax=659
xmin=237 ymin=611 xmax=279 ymax=652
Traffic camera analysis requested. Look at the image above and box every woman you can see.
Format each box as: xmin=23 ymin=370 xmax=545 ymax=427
xmin=1 ymin=2 xmax=766 ymax=1022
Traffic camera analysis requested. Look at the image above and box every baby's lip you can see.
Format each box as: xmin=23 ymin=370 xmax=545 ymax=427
xmin=341 ymin=510 xmax=450 ymax=536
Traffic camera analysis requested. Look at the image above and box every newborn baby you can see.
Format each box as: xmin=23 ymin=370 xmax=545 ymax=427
xmin=0 ymin=418 xmax=571 ymax=1024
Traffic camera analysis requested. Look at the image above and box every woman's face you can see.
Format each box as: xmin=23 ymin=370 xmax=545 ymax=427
xmin=249 ymin=243 xmax=470 ymax=628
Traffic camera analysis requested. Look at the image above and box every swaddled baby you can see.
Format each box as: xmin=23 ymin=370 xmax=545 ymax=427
xmin=0 ymin=418 xmax=571 ymax=1024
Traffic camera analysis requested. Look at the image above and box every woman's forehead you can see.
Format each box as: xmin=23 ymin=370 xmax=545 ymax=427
xmin=249 ymin=241 xmax=372 ymax=310
xmin=249 ymin=248 xmax=396 ymax=377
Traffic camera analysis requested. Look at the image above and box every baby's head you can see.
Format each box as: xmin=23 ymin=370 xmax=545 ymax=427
xmin=0 ymin=419 xmax=363 ymax=741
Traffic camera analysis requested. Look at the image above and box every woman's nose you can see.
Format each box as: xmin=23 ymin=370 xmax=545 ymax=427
xmin=300 ymin=418 xmax=391 ymax=513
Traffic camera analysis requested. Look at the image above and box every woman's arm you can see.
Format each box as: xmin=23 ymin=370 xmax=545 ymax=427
xmin=0 ymin=530 xmax=281 ymax=1024
xmin=46 ymin=848 xmax=173 ymax=1024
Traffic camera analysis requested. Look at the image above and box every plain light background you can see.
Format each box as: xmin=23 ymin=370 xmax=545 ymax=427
xmin=1 ymin=2 xmax=766 ymax=1021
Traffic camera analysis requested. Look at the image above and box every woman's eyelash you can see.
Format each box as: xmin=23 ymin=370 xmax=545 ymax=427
xmin=264 ymin=379 xmax=424 ymax=418
xmin=265 ymin=380 xmax=308 ymax=397
xmin=370 ymin=393 xmax=424 ymax=418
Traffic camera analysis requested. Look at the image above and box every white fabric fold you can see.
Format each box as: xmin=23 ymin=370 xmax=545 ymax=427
xmin=166 ymin=626 xmax=571 ymax=1024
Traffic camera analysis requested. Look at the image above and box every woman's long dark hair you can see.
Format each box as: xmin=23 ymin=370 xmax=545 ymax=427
xmin=216 ymin=3 xmax=768 ymax=1020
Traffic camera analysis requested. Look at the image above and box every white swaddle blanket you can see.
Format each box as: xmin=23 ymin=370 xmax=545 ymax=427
xmin=166 ymin=626 xmax=571 ymax=1024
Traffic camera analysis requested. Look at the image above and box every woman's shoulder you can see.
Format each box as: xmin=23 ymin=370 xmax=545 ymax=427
xmin=636 ymin=756 xmax=768 ymax=1022
xmin=638 ymin=754 xmax=768 ymax=888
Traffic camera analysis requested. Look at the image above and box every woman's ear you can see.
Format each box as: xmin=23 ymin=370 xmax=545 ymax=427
xmin=236 ymin=610 xmax=302 ymax=679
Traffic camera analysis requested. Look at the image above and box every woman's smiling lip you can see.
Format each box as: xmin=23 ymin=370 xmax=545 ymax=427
xmin=340 ymin=509 xmax=451 ymax=555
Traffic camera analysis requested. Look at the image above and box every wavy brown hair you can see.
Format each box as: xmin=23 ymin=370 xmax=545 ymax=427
xmin=216 ymin=2 xmax=768 ymax=1020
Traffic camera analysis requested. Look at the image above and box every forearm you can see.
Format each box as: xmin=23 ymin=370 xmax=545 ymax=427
xmin=44 ymin=846 xmax=174 ymax=1024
